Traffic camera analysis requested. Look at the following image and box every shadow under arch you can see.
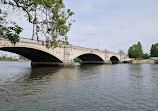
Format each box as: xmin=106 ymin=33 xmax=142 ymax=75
xmin=110 ymin=56 xmax=120 ymax=64
xmin=76 ymin=53 xmax=104 ymax=64
xmin=0 ymin=47 xmax=62 ymax=63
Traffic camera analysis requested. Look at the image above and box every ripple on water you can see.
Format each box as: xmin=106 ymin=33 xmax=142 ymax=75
xmin=0 ymin=63 xmax=158 ymax=111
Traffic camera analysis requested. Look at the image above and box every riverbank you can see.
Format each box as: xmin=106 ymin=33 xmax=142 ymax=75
xmin=0 ymin=59 xmax=18 ymax=61
xmin=132 ymin=60 xmax=155 ymax=64
xmin=0 ymin=59 xmax=30 ymax=62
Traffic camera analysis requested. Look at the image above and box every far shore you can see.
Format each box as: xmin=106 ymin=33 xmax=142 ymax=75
xmin=132 ymin=60 xmax=155 ymax=64
xmin=0 ymin=60 xmax=30 ymax=62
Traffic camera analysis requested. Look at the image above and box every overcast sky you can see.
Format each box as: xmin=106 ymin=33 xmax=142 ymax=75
xmin=1 ymin=0 xmax=158 ymax=56
xmin=63 ymin=0 xmax=158 ymax=54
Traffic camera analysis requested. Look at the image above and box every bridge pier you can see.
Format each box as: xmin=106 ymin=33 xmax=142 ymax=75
xmin=31 ymin=62 xmax=75 ymax=67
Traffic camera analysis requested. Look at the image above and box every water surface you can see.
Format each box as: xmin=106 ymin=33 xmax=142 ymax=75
xmin=0 ymin=61 xmax=158 ymax=111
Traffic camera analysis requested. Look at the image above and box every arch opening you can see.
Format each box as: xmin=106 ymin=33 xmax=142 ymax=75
xmin=76 ymin=53 xmax=104 ymax=64
xmin=0 ymin=47 xmax=62 ymax=63
xmin=110 ymin=56 xmax=119 ymax=64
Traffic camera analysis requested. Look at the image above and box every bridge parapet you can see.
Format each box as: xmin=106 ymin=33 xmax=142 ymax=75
xmin=72 ymin=46 xmax=105 ymax=53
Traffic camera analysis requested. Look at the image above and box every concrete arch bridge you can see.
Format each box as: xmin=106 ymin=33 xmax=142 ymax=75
xmin=0 ymin=38 xmax=127 ymax=67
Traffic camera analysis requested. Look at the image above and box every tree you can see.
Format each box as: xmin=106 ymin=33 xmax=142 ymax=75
xmin=150 ymin=43 xmax=158 ymax=57
xmin=0 ymin=9 xmax=23 ymax=45
xmin=128 ymin=42 xmax=143 ymax=58
xmin=142 ymin=53 xmax=150 ymax=59
xmin=0 ymin=0 xmax=74 ymax=47
xmin=137 ymin=42 xmax=143 ymax=58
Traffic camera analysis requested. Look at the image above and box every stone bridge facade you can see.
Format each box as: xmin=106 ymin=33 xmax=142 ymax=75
xmin=0 ymin=38 xmax=127 ymax=67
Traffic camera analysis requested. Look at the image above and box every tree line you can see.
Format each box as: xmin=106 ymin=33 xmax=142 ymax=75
xmin=128 ymin=42 xmax=158 ymax=59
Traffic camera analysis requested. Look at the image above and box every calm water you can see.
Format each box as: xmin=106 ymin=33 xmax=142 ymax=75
xmin=0 ymin=62 xmax=158 ymax=111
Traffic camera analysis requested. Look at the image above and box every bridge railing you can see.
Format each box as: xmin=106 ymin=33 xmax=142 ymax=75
xmin=72 ymin=45 xmax=106 ymax=53
xmin=20 ymin=38 xmax=73 ymax=48
xmin=0 ymin=37 xmax=124 ymax=55
xmin=0 ymin=37 xmax=73 ymax=48
xmin=0 ymin=37 xmax=109 ymax=53
xmin=20 ymin=38 xmax=45 ymax=45
xmin=0 ymin=37 xmax=46 ymax=46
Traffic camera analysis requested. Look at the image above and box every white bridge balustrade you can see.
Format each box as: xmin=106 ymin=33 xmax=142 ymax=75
xmin=0 ymin=37 xmax=128 ymax=67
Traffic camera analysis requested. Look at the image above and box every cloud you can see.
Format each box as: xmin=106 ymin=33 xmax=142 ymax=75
xmin=64 ymin=0 xmax=158 ymax=53
xmin=1 ymin=0 xmax=158 ymax=56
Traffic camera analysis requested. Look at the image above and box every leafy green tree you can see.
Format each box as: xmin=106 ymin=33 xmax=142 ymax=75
xmin=128 ymin=42 xmax=143 ymax=58
xmin=137 ymin=42 xmax=143 ymax=58
xmin=150 ymin=43 xmax=158 ymax=57
xmin=142 ymin=53 xmax=150 ymax=59
xmin=0 ymin=0 xmax=74 ymax=47
xmin=0 ymin=9 xmax=23 ymax=45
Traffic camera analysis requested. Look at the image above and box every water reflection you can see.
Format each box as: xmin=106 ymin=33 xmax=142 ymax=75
xmin=28 ymin=67 xmax=62 ymax=80
xmin=1 ymin=62 xmax=158 ymax=111
xmin=128 ymin=64 xmax=143 ymax=80
xmin=149 ymin=64 xmax=158 ymax=85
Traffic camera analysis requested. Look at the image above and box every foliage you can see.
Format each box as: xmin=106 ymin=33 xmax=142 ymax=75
xmin=0 ymin=9 xmax=23 ymax=45
xmin=0 ymin=56 xmax=15 ymax=61
xmin=123 ymin=60 xmax=133 ymax=64
xmin=142 ymin=53 xmax=150 ymax=59
xmin=128 ymin=42 xmax=143 ymax=58
xmin=0 ymin=0 xmax=74 ymax=47
xmin=19 ymin=55 xmax=26 ymax=59
xmin=154 ymin=60 xmax=158 ymax=64
xmin=150 ymin=43 xmax=158 ymax=57
xmin=74 ymin=58 xmax=80 ymax=62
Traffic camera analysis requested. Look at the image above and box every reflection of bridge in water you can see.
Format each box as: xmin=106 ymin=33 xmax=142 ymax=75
xmin=0 ymin=38 xmax=127 ymax=67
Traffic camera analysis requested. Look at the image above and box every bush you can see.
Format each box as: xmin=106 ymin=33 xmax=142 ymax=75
xmin=142 ymin=53 xmax=150 ymax=59
xmin=154 ymin=60 xmax=158 ymax=64
xmin=124 ymin=60 xmax=133 ymax=64
xmin=74 ymin=58 xmax=80 ymax=62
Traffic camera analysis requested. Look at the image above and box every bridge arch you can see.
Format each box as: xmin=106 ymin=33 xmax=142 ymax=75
xmin=75 ymin=53 xmax=104 ymax=64
xmin=110 ymin=56 xmax=120 ymax=64
xmin=0 ymin=47 xmax=63 ymax=63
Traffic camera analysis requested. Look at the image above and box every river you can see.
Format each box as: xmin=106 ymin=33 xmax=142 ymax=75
xmin=0 ymin=61 xmax=158 ymax=111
